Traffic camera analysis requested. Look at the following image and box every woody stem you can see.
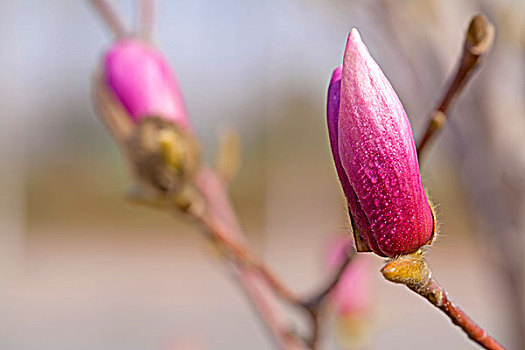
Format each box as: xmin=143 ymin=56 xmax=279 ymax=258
xmin=381 ymin=252 xmax=506 ymax=350
xmin=417 ymin=13 xmax=494 ymax=158
xmin=89 ymin=0 xmax=128 ymax=38
xmin=189 ymin=167 xmax=312 ymax=349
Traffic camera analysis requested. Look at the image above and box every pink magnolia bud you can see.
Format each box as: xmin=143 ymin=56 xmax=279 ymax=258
xmin=327 ymin=29 xmax=434 ymax=257
xmin=327 ymin=238 xmax=371 ymax=316
xmin=103 ymin=39 xmax=190 ymax=129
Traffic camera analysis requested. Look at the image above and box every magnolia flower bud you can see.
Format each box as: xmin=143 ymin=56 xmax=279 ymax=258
xmin=327 ymin=29 xmax=435 ymax=257
xmin=327 ymin=238 xmax=372 ymax=349
xmin=326 ymin=238 xmax=371 ymax=316
xmin=104 ymin=39 xmax=190 ymax=130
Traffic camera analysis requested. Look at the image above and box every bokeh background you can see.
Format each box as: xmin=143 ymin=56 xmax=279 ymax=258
xmin=1 ymin=0 xmax=524 ymax=349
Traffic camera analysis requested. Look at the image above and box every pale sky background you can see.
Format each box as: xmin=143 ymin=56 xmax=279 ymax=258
xmin=0 ymin=1 xmax=520 ymax=349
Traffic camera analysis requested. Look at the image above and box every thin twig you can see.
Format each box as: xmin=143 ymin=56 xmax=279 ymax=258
xmin=417 ymin=13 xmax=495 ymax=158
xmin=305 ymin=308 xmax=321 ymax=350
xmin=303 ymin=246 xmax=356 ymax=309
xmin=189 ymin=167 xmax=310 ymax=348
xmin=301 ymin=244 xmax=356 ymax=349
xmin=199 ymin=210 xmax=299 ymax=305
xmin=138 ymin=0 xmax=155 ymax=41
xmin=89 ymin=0 xmax=128 ymax=38
xmin=382 ymin=252 xmax=506 ymax=350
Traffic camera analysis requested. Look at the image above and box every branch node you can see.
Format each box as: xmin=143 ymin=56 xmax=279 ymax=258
xmin=381 ymin=252 xmax=506 ymax=350
xmin=429 ymin=111 xmax=447 ymax=132
xmin=381 ymin=250 xmax=430 ymax=291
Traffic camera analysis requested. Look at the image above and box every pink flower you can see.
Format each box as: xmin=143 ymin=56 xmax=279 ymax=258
xmin=327 ymin=29 xmax=434 ymax=257
xmin=103 ymin=39 xmax=190 ymax=130
xmin=327 ymin=238 xmax=371 ymax=316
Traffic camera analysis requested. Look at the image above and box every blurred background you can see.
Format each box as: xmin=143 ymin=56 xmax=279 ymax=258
xmin=1 ymin=0 xmax=524 ymax=349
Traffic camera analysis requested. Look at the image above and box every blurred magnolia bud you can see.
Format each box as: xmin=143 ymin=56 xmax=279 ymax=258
xmin=327 ymin=29 xmax=435 ymax=257
xmin=326 ymin=237 xmax=372 ymax=349
xmin=326 ymin=238 xmax=371 ymax=316
xmin=95 ymin=38 xmax=200 ymax=196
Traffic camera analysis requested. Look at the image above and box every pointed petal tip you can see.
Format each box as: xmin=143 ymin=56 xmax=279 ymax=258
xmin=343 ymin=28 xmax=368 ymax=67
xmin=330 ymin=65 xmax=342 ymax=84
xmin=349 ymin=28 xmax=361 ymax=39
xmin=347 ymin=28 xmax=362 ymax=45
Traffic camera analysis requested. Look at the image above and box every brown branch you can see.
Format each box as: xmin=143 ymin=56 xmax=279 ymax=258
xmin=187 ymin=167 xmax=313 ymax=349
xmin=185 ymin=212 xmax=305 ymax=349
xmin=236 ymin=268 xmax=307 ymax=350
xmin=192 ymin=168 xmax=302 ymax=307
xmin=417 ymin=13 xmax=495 ymax=158
xmin=381 ymin=252 xmax=506 ymax=350
xmin=89 ymin=0 xmax=128 ymax=38
xmin=196 ymin=209 xmax=301 ymax=306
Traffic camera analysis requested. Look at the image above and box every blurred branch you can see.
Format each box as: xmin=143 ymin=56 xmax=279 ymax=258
xmin=382 ymin=252 xmax=507 ymax=350
xmin=138 ymin=0 xmax=155 ymax=41
xmin=188 ymin=167 xmax=311 ymax=349
xmin=193 ymin=168 xmax=301 ymax=307
xmin=300 ymin=244 xmax=355 ymax=349
xmin=89 ymin=0 xmax=128 ymax=38
xmin=417 ymin=13 xmax=495 ymax=158
xmin=193 ymin=200 xmax=301 ymax=307
xmin=236 ymin=268 xmax=307 ymax=350
xmin=191 ymin=167 xmax=358 ymax=349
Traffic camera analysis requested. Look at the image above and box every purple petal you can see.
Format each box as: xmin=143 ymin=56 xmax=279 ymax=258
xmin=327 ymin=66 xmax=378 ymax=253
xmin=327 ymin=66 xmax=351 ymax=199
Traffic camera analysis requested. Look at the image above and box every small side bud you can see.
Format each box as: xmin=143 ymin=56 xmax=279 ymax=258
xmin=381 ymin=251 xmax=445 ymax=307
xmin=381 ymin=251 xmax=431 ymax=291
xmin=466 ymin=13 xmax=495 ymax=56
